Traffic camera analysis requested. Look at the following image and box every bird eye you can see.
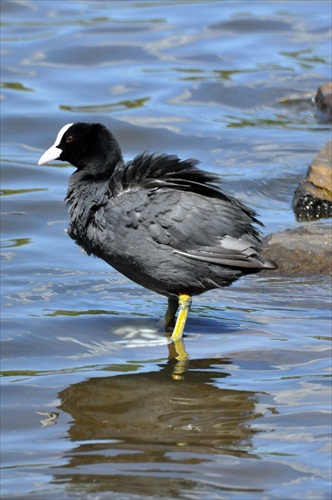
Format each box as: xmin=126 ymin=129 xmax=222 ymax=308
xmin=66 ymin=135 xmax=74 ymax=143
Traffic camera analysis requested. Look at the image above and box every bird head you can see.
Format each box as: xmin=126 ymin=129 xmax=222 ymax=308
xmin=38 ymin=122 xmax=123 ymax=174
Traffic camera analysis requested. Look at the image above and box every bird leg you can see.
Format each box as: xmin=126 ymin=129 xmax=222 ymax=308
xmin=165 ymin=296 xmax=179 ymax=327
xmin=171 ymin=293 xmax=192 ymax=342
xmin=165 ymin=294 xmax=191 ymax=362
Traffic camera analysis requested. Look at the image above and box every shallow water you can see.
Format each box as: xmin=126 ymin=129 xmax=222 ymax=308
xmin=1 ymin=1 xmax=331 ymax=499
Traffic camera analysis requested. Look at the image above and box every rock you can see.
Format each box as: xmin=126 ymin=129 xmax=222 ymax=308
xmin=293 ymin=141 xmax=332 ymax=221
xmin=315 ymin=83 xmax=332 ymax=119
xmin=263 ymin=87 xmax=332 ymax=276
xmin=262 ymin=223 xmax=331 ymax=275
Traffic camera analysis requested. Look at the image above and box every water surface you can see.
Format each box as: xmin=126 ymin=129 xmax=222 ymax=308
xmin=1 ymin=1 xmax=331 ymax=499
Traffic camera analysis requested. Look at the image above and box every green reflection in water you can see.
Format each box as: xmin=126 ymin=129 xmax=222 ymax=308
xmin=225 ymin=116 xmax=297 ymax=128
xmin=45 ymin=309 xmax=113 ymax=317
xmin=1 ymin=188 xmax=48 ymax=196
xmin=1 ymin=363 xmax=144 ymax=379
xmin=280 ymin=49 xmax=328 ymax=69
xmin=45 ymin=309 xmax=150 ymax=318
xmin=60 ymin=97 xmax=150 ymax=114
xmin=1 ymin=82 xmax=34 ymax=92
xmin=1 ymin=237 xmax=31 ymax=248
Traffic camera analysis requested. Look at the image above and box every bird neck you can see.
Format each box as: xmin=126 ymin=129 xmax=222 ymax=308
xmin=65 ymin=171 xmax=109 ymax=245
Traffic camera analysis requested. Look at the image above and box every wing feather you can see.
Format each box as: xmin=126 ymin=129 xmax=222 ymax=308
xmin=107 ymin=152 xmax=275 ymax=270
xmin=174 ymin=236 xmax=271 ymax=269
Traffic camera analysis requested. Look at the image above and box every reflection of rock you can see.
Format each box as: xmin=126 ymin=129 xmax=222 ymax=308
xmin=293 ymin=141 xmax=332 ymax=222
xmin=55 ymin=358 xmax=262 ymax=496
xmin=315 ymin=83 xmax=332 ymax=120
xmin=263 ymin=223 xmax=331 ymax=275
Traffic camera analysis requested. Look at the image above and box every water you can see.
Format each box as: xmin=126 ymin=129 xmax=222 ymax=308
xmin=1 ymin=1 xmax=331 ymax=498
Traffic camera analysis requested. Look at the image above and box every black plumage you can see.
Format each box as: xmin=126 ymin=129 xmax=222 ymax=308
xmin=38 ymin=122 xmax=276 ymax=355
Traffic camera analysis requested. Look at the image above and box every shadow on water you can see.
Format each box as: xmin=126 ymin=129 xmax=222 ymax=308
xmin=53 ymin=357 xmax=266 ymax=497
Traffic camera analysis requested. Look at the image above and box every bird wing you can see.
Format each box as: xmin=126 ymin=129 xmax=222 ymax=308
xmin=174 ymin=238 xmax=267 ymax=268
xmin=106 ymin=152 xmax=272 ymax=270
xmin=145 ymin=188 xmax=270 ymax=269
xmin=111 ymin=152 xmax=223 ymax=197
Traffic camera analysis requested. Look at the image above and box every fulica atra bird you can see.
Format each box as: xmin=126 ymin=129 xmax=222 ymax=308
xmin=38 ymin=123 xmax=276 ymax=354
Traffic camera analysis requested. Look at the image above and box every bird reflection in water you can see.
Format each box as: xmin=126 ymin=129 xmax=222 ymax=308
xmin=53 ymin=357 xmax=267 ymax=497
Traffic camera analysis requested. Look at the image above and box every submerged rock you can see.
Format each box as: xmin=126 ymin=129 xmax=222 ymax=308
xmin=293 ymin=141 xmax=332 ymax=222
xmin=262 ymin=223 xmax=331 ymax=275
xmin=315 ymin=83 xmax=332 ymax=120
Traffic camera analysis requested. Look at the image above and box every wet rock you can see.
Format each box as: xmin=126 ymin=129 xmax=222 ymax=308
xmin=315 ymin=83 xmax=332 ymax=119
xmin=262 ymin=223 xmax=331 ymax=275
xmin=293 ymin=141 xmax=332 ymax=221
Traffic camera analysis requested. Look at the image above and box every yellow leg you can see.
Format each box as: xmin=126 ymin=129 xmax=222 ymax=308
xmin=171 ymin=293 xmax=192 ymax=342
xmin=166 ymin=294 xmax=191 ymax=363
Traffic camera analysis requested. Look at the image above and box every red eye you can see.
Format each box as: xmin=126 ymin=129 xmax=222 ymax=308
xmin=66 ymin=135 xmax=74 ymax=143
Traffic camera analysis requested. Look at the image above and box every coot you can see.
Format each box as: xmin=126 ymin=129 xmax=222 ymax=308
xmin=38 ymin=123 xmax=276 ymax=352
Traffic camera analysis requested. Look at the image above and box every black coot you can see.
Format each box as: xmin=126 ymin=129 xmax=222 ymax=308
xmin=38 ymin=123 xmax=276 ymax=355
